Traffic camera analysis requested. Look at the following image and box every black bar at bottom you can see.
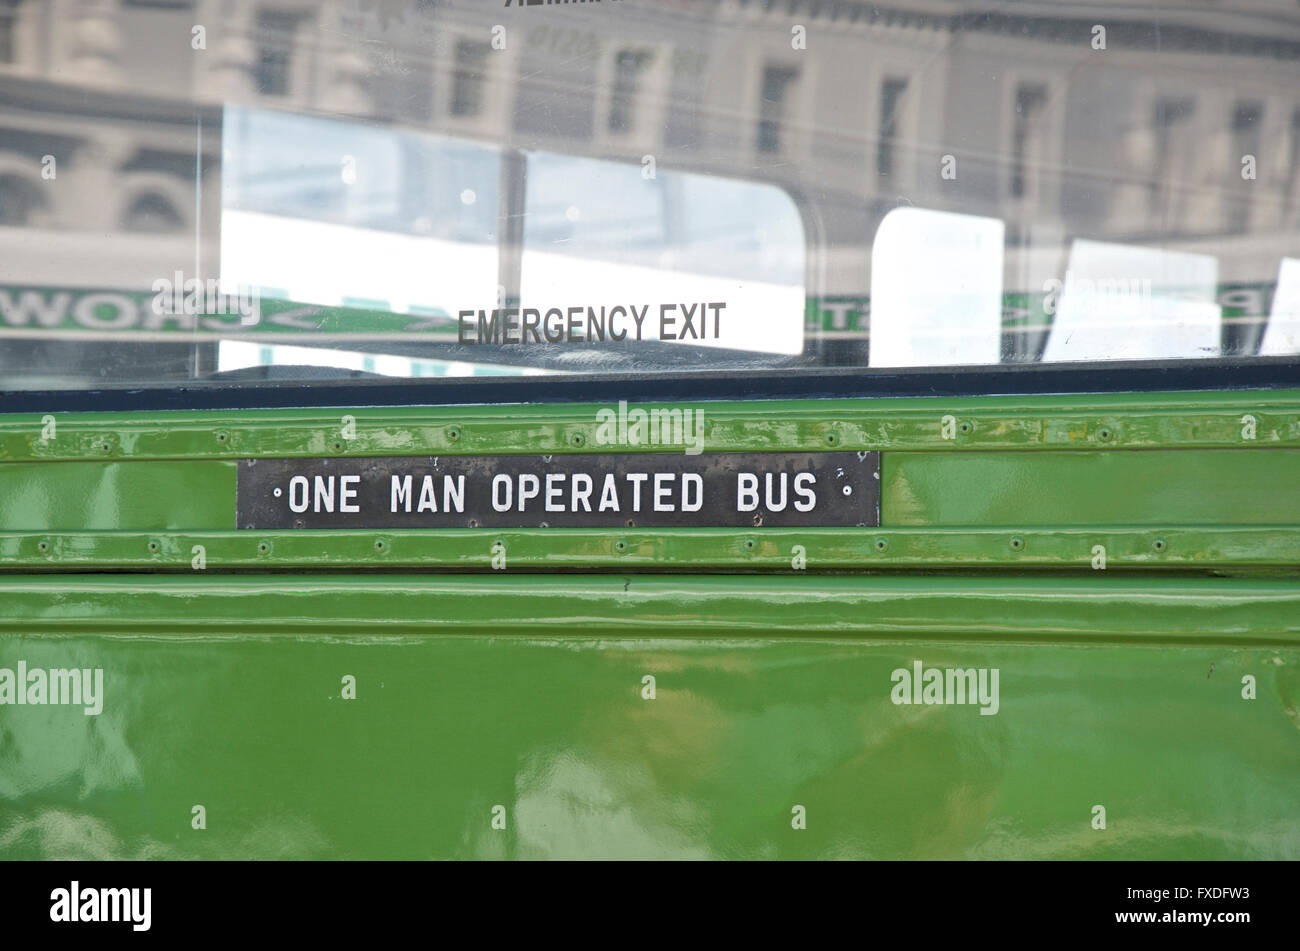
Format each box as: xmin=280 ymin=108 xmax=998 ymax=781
xmin=0 ymin=860 xmax=1283 ymax=938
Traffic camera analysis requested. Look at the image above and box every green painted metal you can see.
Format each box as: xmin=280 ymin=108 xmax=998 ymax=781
xmin=883 ymin=449 xmax=1300 ymax=526
xmin=0 ymin=460 xmax=234 ymax=530
xmin=1 ymin=453 xmax=1296 ymax=570
xmin=2 ymin=525 xmax=1300 ymax=571
xmin=0 ymin=576 xmax=1296 ymax=859
xmin=4 ymin=388 xmax=1300 ymax=463
xmin=5 ymin=574 xmax=1300 ymax=643
xmin=2 ymin=389 xmax=1299 ymax=859
xmin=5 ymin=448 xmax=1299 ymax=533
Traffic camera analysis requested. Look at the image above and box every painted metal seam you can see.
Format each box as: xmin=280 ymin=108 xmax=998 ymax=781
xmin=2 ymin=526 xmax=1298 ymax=570
xmin=2 ymin=389 xmax=1300 ymax=461
xmin=1 ymin=573 xmax=1299 ymax=646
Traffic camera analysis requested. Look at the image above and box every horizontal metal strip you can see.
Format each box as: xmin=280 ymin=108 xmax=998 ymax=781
xmin=9 ymin=360 xmax=1300 ymax=415
xmin=2 ymin=526 xmax=1298 ymax=570
xmin=2 ymin=573 xmax=1298 ymax=646
xmin=3 ymin=389 xmax=1300 ymax=461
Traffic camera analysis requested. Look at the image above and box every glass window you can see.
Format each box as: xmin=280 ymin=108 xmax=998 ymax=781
xmin=1 ymin=0 xmax=1298 ymax=393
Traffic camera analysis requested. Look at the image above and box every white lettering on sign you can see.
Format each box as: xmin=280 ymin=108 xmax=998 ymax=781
xmin=312 ymin=472 xmax=804 ymax=514
xmin=241 ymin=453 xmax=876 ymax=529
xmin=392 ymin=475 xmax=467 ymax=513
xmin=477 ymin=471 xmax=719 ymax=514
xmin=294 ymin=469 xmax=797 ymax=518
xmin=738 ymin=472 xmax=817 ymax=513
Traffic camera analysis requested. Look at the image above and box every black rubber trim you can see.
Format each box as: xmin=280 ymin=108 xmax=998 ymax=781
xmin=4 ymin=358 xmax=1300 ymax=413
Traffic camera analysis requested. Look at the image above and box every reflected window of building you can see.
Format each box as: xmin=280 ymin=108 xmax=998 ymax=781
xmin=877 ymin=78 xmax=907 ymax=179
xmin=0 ymin=172 xmax=43 ymax=227
xmin=450 ymin=39 xmax=489 ymax=117
xmin=122 ymin=192 xmax=183 ymax=233
xmin=373 ymin=59 xmax=433 ymax=122
xmin=0 ymin=0 xmax=18 ymax=64
xmin=513 ymin=31 xmax=598 ymax=141
xmin=663 ymin=49 xmax=705 ymax=149
xmin=608 ymin=49 xmax=652 ymax=133
xmin=1150 ymin=97 xmax=1195 ymax=212
xmin=757 ymin=65 xmax=799 ymax=154
xmin=1010 ymin=84 xmax=1048 ymax=200
xmin=1290 ymin=108 xmax=1300 ymax=204
xmin=256 ymin=9 xmax=305 ymax=97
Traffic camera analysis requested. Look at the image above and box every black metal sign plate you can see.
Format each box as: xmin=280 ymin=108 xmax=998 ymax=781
xmin=236 ymin=452 xmax=880 ymax=529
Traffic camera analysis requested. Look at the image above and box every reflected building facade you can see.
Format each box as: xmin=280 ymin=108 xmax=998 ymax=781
xmin=0 ymin=0 xmax=1298 ymax=369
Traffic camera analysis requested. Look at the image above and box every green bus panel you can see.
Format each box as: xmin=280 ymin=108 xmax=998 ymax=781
xmin=883 ymin=449 xmax=1300 ymax=527
xmin=1 ymin=448 xmax=1297 ymax=534
xmin=1 ymin=575 xmax=1297 ymax=860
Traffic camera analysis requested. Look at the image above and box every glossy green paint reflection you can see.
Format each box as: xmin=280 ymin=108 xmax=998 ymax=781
xmin=884 ymin=449 xmax=1300 ymax=526
xmin=0 ymin=461 xmax=234 ymax=530
xmin=0 ymin=576 xmax=1296 ymax=859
